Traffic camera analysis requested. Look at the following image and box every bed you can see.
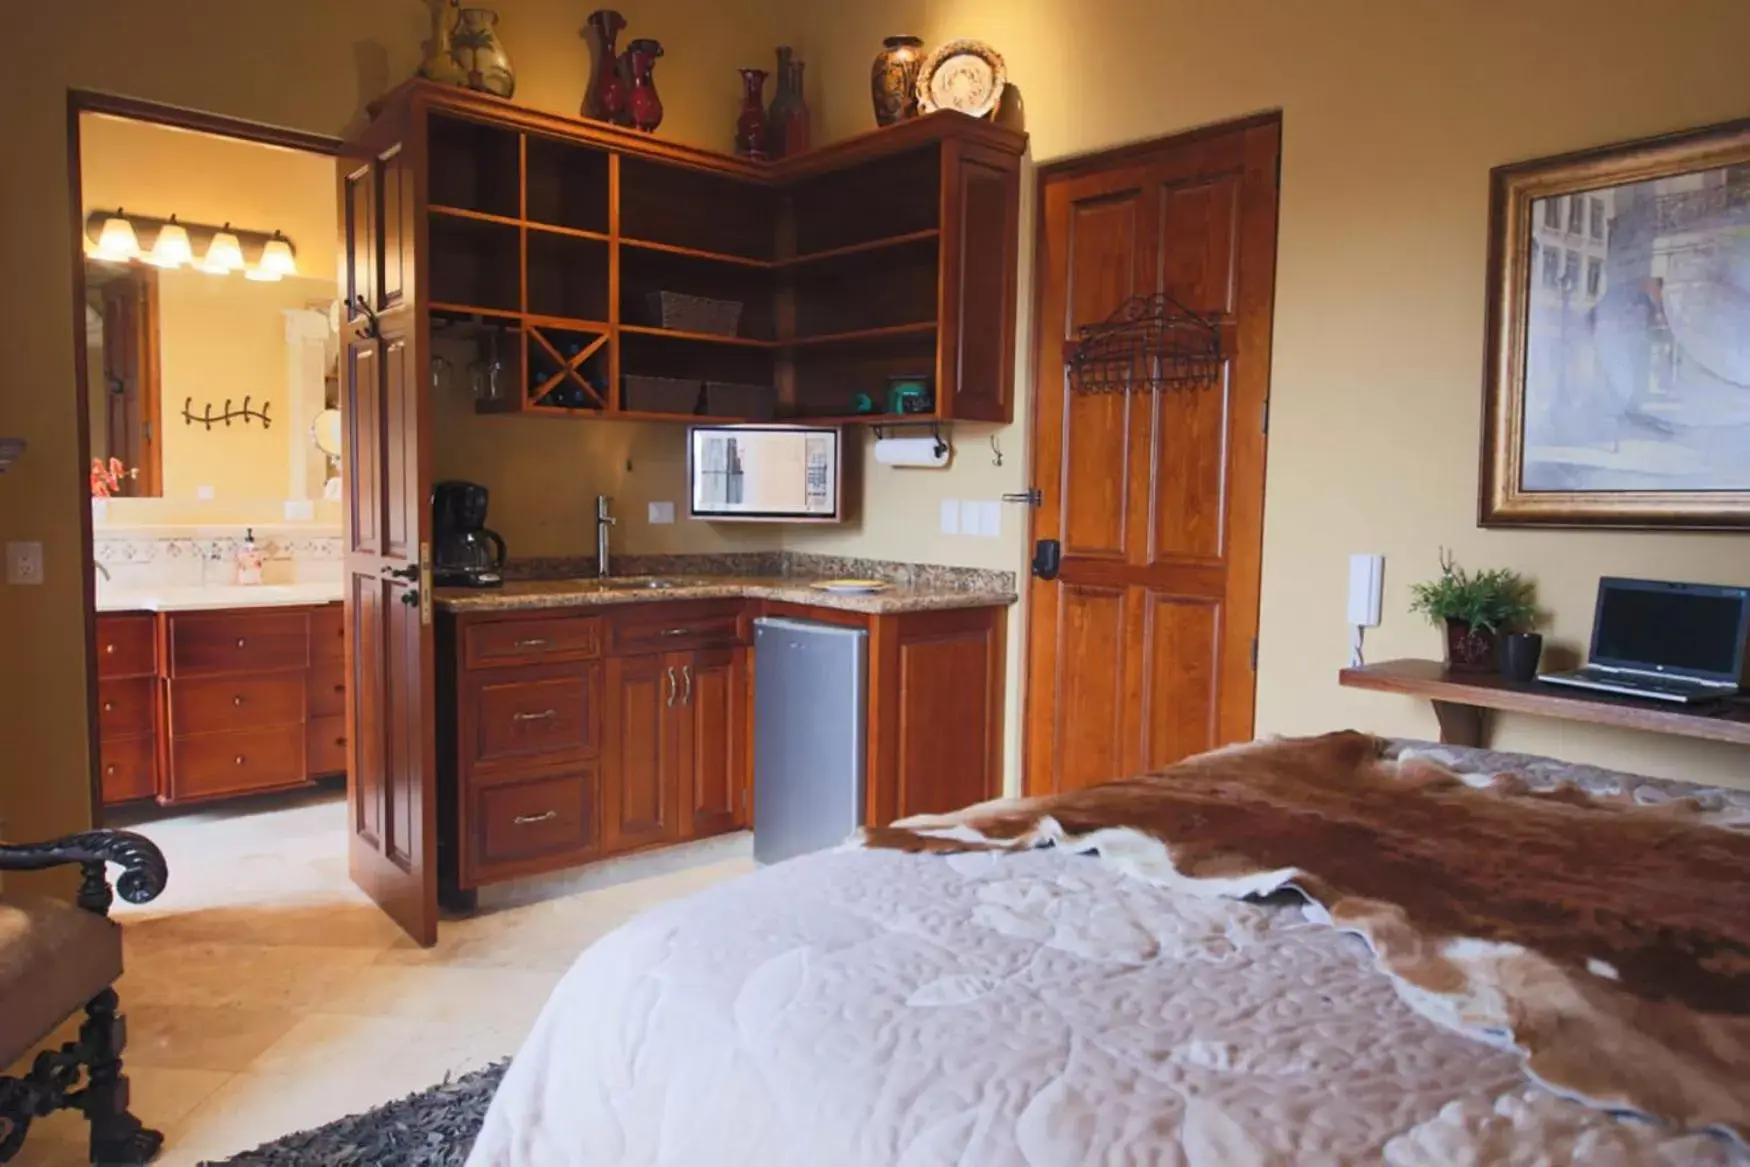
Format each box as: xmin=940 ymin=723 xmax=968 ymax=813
xmin=467 ymin=740 xmax=1750 ymax=1166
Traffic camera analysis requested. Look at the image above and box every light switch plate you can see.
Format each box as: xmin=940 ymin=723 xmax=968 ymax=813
xmin=940 ymin=499 xmax=959 ymax=535
xmin=6 ymin=541 xmax=44 ymax=585
xmin=284 ymin=499 xmax=316 ymax=522
xmin=196 ymin=485 xmax=215 ymax=500
xmin=648 ymin=501 xmax=675 ymax=525
xmin=976 ymin=501 xmax=1001 ymax=539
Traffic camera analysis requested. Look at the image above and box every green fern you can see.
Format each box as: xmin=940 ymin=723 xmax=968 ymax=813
xmin=1408 ymin=549 xmax=1537 ymax=634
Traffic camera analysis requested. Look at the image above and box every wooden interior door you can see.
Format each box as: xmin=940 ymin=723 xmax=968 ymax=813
xmin=1024 ymin=116 xmax=1281 ymax=797
xmin=603 ymin=653 xmax=681 ymax=851
xmin=339 ymin=110 xmax=438 ymax=945
xmin=96 ymin=268 xmax=161 ymax=495
xmin=680 ymin=647 xmax=747 ymax=837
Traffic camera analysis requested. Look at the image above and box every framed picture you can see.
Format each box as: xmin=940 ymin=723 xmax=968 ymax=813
xmin=1480 ymin=117 xmax=1750 ymax=528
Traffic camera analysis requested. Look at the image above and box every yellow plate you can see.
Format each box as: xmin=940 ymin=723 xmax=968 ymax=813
xmin=809 ymin=579 xmax=890 ymax=594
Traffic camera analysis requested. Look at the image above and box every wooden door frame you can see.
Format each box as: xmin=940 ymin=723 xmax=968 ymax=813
xmin=1020 ymin=111 xmax=1284 ymax=798
xmin=66 ymin=91 xmax=341 ymax=825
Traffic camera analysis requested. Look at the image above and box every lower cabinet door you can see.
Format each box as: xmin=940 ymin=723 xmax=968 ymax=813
xmin=602 ymin=653 xmax=681 ymax=853
xmin=168 ymin=724 xmax=306 ymax=802
xmin=99 ymin=735 xmax=157 ymax=804
xmin=307 ymin=715 xmax=348 ymax=777
xmin=682 ymin=647 xmax=747 ymax=839
xmin=469 ymin=768 xmax=598 ymax=881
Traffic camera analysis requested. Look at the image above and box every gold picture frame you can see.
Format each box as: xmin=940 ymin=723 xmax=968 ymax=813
xmin=1480 ymin=116 xmax=1750 ymax=529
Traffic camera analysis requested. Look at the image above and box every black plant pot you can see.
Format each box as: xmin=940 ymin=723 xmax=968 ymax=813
xmin=1500 ymin=632 xmax=1543 ymax=682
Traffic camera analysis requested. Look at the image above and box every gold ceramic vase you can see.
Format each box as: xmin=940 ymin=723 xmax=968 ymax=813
xmin=452 ymin=7 xmax=516 ymax=99
xmin=418 ymin=0 xmax=468 ymax=85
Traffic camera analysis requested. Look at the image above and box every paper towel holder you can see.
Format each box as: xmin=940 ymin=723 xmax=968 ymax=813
xmin=872 ymin=421 xmax=948 ymax=459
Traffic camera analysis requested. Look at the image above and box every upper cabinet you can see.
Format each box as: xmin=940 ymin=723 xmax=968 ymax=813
xmin=361 ymin=81 xmax=1024 ymax=425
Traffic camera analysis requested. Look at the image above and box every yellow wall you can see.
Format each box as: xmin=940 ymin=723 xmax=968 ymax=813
xmin=787 ymin=0 xmax=1750 ymax=791
xmin=0 ymin=0 xmax=785 ymax=857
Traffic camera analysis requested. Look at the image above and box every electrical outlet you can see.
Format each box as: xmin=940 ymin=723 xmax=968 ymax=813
xmin=648 ymin=501 xmax=675 ymax=525
xmin=6 ymin=541 xmax=44 ymax=585
xmin=940 ymin=499 xmax=960 ymax=535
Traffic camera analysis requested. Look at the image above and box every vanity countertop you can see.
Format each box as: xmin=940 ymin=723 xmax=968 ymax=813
xmin=435 ymin=575 xmax=1018 ymax=616
xmin=96 ymin=582 xmax=343 ymax=613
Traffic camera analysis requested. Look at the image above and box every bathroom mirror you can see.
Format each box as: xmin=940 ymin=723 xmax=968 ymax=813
xmin=312 ymin=408 xmax=342 ymax=459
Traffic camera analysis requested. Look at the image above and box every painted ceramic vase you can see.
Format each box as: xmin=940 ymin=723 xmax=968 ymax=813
xmin=735 ymin=69 xmax=769 ymax=158
xmin=626 ymin=38 xmax=665 ymax=133
xmin=418 ymin=0 xmax=468 ymax=85
xmin=871 ymin=35 xmax=924 ymax=125
xmin=452 ymin=8 xmax=515 ymax=98
xmin=583 ymin=9 xmax=628 ymax=122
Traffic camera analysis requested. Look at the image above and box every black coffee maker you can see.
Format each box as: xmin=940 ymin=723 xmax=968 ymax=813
xmin=433 ymin=480 xmax=507 ymax=588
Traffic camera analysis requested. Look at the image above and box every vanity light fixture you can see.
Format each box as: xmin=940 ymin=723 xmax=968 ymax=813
xmin=200 ymin=226 xmax=246 ymax=274
xmin=92 ymin=213 xmax=140 ymax=262
xmin=145 ymin=215 xmax=193 ymax=269
xmin=243 ymin=265 xmax=283 ymax=283
xmin=259 ymin=231 xmax=298 ymax=278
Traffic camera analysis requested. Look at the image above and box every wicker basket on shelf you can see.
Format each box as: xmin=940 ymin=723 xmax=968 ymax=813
xmin=645 ymin=291 xmax=743 ymax=337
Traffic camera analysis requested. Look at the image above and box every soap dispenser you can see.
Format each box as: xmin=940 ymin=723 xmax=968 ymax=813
xmin=236 ymin=528 xmax=265 ymax=586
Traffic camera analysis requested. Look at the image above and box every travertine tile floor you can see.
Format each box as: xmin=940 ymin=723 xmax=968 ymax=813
xmin=15 ymin=787 xmax=754 ymax=1166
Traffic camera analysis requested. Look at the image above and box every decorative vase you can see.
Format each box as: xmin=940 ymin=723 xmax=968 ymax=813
xmin=734 ymin=69 xmax=769 ymax=158
xmin=582 ymin=9 xmax=628 ymax=122
xmin=764 ymin=46 xmax=794 ymax=159
xmin=626 ymin=38 xmax=665 ymax=133
xmin=782 ymin=59 xmax=811 ymax=157
xmin=451 ymin=7 xmax=515 ymax=98
xmin=418 ymin=0 xmax=469 ymax=85
xmin=1445 ymin=618 xmax=1500 ymax=673
xmin=1500 ymin=632 xmax=1543 ymax=682
xmin=870 ymin=35 xmax=924 ymax=126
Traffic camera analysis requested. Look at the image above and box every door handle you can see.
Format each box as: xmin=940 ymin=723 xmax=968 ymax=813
xmin=382 ymin=563 xmax=419 ymax=581
xmin=665 ymin=666 xmax=677 ymax=707
xmin=400 ymin=590 xmax=420 ymax=608
xmin=1002 ymin=488 xmax=1043 ymax=507
xmin=681 ymin=665 xmax=692 ymax=706
xmin=1031 ymin=538 xmax=1062 ymax=581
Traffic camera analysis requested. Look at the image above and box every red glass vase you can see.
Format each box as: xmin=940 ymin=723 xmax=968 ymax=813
xmin=735 ymin=68 xmax=768 ymax=158
xmin=583 ymin=10 xmax=628 ymax=124
xmin=626 ymin=38 xmax=664 ymax=133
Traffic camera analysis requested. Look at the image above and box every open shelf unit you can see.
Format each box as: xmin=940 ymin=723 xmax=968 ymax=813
xmin=394 ymin=80 xmax=1023 ymax=424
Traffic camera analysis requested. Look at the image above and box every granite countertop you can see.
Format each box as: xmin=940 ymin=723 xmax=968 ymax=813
xmin=96 ymin=581 xmax=344 ymax=613
xmin=435 ymin=575 xmax=1017 ymax=616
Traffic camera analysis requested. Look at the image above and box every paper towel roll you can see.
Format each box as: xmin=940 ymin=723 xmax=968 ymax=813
xmin=874 ymin=437 xmax=950 ymax=468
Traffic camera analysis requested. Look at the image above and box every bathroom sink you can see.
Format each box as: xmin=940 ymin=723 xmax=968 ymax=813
xmin=591 ymin=575 xmax=710 ymax=590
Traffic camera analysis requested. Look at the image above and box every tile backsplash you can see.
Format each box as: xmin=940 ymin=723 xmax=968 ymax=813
xmin=93 ymin=525 xmax=342 ymax=589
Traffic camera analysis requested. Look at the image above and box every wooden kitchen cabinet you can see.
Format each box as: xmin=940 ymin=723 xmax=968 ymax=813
xmin=680 ymin=646 xmax=749 ymax=839
xmin=602 ymin=652 xmax=683 ymax=853
xmin=94 ymin=613 xmax=159 ymax=804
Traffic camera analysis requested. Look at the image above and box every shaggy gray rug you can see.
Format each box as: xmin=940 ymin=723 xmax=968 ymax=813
xmin=204 ymin=1061 xmax=507 ymax=1166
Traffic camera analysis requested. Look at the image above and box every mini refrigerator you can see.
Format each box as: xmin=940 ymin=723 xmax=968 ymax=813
xmin=752 ymin=618 xmax=867 ymax=864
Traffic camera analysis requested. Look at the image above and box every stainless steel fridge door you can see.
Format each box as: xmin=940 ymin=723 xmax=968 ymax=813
xmin=752 ymin=618 xmax=867 ymax=864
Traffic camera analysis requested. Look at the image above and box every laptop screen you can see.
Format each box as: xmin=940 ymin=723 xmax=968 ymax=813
xmin=1591 ymin=578 xmax=1750 ymax=682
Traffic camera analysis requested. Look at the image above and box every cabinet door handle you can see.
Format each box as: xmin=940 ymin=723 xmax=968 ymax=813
xmin=102 ymin=701 xmax=115 ymax=713
xmin=513 ymin=637 xmax=550 ymax=648
xmin=513 ymin=810 xmax=557 ymax=825
xmin=105 ymin=643 xmax=117 ymax=655
xmin=232 ymin=695 xmax=246 ymax=707
xmin=665 ymin=666 xmax=677 ymax=707
xmin=512 ymin=709 xmax=557 ymax=722
xmin=105 ymin=764 xmax=117 ymax=776
xmin=236 ymin=638 xmax=247 ymax=648
xmin=234 ymin=755 xmax=247 ymax=766
xmin=681 ymin=665 xmax=692 ymax=706
xmin=661 ymin=627 xmax=691 ymax=637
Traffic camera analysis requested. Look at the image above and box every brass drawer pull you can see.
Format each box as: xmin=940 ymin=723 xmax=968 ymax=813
xmin=513 ymin=637 xmax=550 ymax=648
xmin=103 ymin=701 xmax=116 ymax=713
xmin=512 ymin=709 xmax=557 ymax=722
xmin=234 ymin=755 xmax=247 ymax=766
xmin=665 ymin=666 xmax=677 ymax=707
xmin=661 ymin=627 xmax=692 ymax=637
xmin=513 ymin=810 xmax=557 ymax=825
xmin=105 ymin=643 xmax=117 ymax=655
xmin=105 ymin=764 xmax=117 ymax=776
xmin=681 ymin=664 xmax=692 ymax=706
xmin=236 ymin=638 xmax=247 ymax=648
xmin=233 ymin=695 xmax=246 ymax=707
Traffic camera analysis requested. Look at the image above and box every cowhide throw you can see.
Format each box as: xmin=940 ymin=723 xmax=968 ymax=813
xmin=863 ymin=731 xmax=1750 ymax=1146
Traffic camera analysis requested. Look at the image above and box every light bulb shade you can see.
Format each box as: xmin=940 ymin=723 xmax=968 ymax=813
xmin=204 ymin=230 xmax=245 ymax=272
xmin=260 ymin=235 xmax=298 ymax=277
xmin=244 ymin=265 xmax=283 ymax=282
xmin=149 ymin=220 xmax=193 ymax=268
xmin=93 ymin=216 xmax=140 ymax=261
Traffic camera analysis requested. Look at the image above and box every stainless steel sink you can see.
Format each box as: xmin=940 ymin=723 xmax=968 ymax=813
xmin=591 ymin=575 xmax=710 ymax=590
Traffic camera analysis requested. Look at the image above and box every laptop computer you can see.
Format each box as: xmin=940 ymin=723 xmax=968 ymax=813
xmin=1538 ymin=577 xmax=1750 ymax=704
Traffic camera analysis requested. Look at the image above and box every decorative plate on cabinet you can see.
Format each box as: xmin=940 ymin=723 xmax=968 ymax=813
xmin=810 ymin=579 xmax=889 ymax=594
xmin=915 ymin=40 xmax=1006 ymax=120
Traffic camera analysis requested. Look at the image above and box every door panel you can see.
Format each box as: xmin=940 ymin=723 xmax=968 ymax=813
xmin=340 ymin=108 xmax=437 ymax=946
xmin=683 ymin=647 xmax=745 ymax=838
xmin=1026 ymin=116 xmax=1281 ymax=797
xmin=603 ymin=653 xmax=677 ymax=852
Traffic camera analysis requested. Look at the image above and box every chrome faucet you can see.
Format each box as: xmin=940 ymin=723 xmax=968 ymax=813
xmin=94 ymin=561 xmax=111 ymax=582
xmin=595 ymin=495 xmax=616 ymax=578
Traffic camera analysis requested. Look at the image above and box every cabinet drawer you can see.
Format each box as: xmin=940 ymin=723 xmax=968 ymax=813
xmin=170 ymin=673 xmax=305 ymax=735
xmin=169 ymin=611 xmax=310 ymax=677
xmin=307 ymin=714 xmax=348 ymax=776
xmin=471 ymin=667 xmax=598 ymax=767
xmin=95 ymin=615 xmax=156 ymax=679
xmin=610 ymin=602 xmax=745 ymax=656
xmin=463 ymin=615 xmax=602 ymax=669
xmin=97 ymin=678 xmax=156 ymax=740
xmin=168 ymin=724 xmax=306 ymax=802
xmin=98 ymin=735 xmax=156 ymax=804
xmin=311 ymin=604 xmax=345 ymax=661
xmin=307 ymin=661 xmax=347 ymax=717
xmin=473 ymin=770 xmax=596 ymax=871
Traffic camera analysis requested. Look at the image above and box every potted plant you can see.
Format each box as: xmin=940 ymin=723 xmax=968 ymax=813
xmin=1408 ymin=550 xmax=1536 ymax=672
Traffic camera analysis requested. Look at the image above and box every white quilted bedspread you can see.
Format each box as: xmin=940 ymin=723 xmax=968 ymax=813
xmin=467 ymin=846 xmax=1741 ymax=1166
